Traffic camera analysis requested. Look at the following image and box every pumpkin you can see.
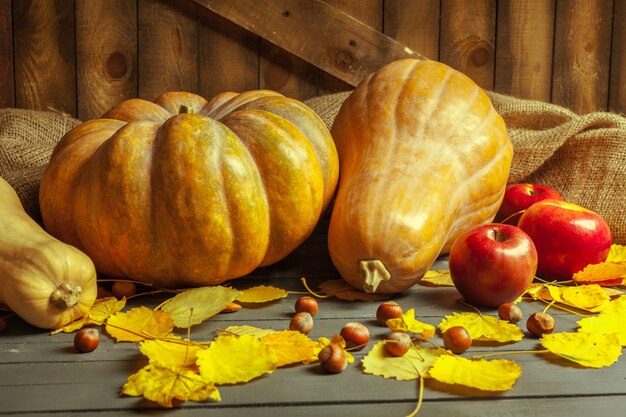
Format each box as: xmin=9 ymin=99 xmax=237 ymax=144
xmin=0 ymin=177 xmax=97 ymax=329
xmin=328 ymin=59 xmax=513 ymax=294
xmin=39 ymin=90 xmax=338 ymax=288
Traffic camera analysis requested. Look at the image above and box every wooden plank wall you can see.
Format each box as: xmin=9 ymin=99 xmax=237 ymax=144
xmin=0 ymin=0 xmax=624 ymax=121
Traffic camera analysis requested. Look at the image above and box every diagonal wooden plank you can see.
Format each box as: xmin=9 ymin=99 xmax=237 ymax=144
xmin=192 ymin=0 xmax=425 ymax=87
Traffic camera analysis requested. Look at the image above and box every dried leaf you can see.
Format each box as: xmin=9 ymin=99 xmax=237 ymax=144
xmin=196 ymin=334 xmax=277 ymax=384
xmin=438 ymin=312 xmax=524 ymax=343
xmin=572 ymin=262 xmax=626 ymax=286
xmin=386 ymin=308 xmax=436 ymax=339
xmin=222 ymin=325 xmax=277 ymax=338
xmin=235 ymin=285 xmax=289 ymax=303
xmin=261 ymin=330 xmax=316 ymax=367
xmin=419 ymin=269 xmax=454 ymax=287
xmin=428 ymin=354 xmax=522 ymax=391
xmin=318 ymin=279 xmax=391 ymax=301
xmin=577 ymin=295 xmax=626 ymax=346
xmin=546 ymin=284 xmax=610 ymax=313
xmin=140 ymin=338 xmax=206 ymax=371
xmin=361 ymin=341 xmax=443 ymax=381
xmin=540 ymin=332 xmax=622 ymax=368
xmin=607 ymin=244 xmax=626 ymax=262
xmin=52 ymin=297 xmax=126 ymax=334
xmin=121 ymin=363 xmax=220 ymax=407
xmin=160 ymin=286 xmax=241 ymax=328
xmin=106 ymin=306 xmax=174 ymax=342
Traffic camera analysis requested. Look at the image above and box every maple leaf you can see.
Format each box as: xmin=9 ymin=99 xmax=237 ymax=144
xmin=361 ymin=341 xmax=443 ymax=381
xmin=386 ymin=308 xmax=436 ymax=339
xmin=540 ymin=332 xmax=622 ymax=368
xmin=545 ymin=284 xmax=610 ymax=313
xmin=261 ymin=330 xmax=316 ymax=367
xmin=318 ymin=279 xmax=391 ymax=301
xmin=121 ymin=363 xmax=220 ymax=407
xmin=106 ymin=306 xmax=174 ymax=342
xmin=577 ymin=295 xmax=626 ymax=345
xmin=572 ymin=262 xmax=626 ymax=286
xmin=438 ymin=312 xmax=524 ymax=343
xmin=140 ymin=338 xmax=207 ymax=371
xmin=196 ymin=334 xmax=277 ymax=384
xmin=235 ymin=285 xmax=289 ymax=303
xmin=52 ymin=297 xmax=126 ymax=334
xmin=427 ymin=354 xmax=522 ymax=391
xmin=418 ymin=269 xmax=454 ymax=287
xmin=159 ymin=286 xmax=242 ymax=328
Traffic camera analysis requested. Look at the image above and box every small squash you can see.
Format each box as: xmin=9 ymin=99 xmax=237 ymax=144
xmin=328 ymin=59 xmax=513 ymax=294
xmin=39 ymin=90 xmax=338 ymax=288
xmin=0 ymin=177 xmax=97 ymax=329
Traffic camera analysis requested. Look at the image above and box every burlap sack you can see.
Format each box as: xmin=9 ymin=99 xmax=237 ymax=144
xmin=304 ymin=91 xmax=626 ymax=244
xmin=0 ymin=108 xmax=80 ymax=222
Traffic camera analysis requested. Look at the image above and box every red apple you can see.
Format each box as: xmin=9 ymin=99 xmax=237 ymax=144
xmin=495 ymin=183 xmax=563 ymax=225
xmin=518 ymin=199 xmax=612 ymax=281
xmin=449 ymin=223 xmax=538 ymax=307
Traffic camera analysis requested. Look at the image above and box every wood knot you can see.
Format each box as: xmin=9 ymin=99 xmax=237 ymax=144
xmin=335 ymin=50 xmax=357 ymax=73
xmin=106 ymin=51 xmax=129 ymax=80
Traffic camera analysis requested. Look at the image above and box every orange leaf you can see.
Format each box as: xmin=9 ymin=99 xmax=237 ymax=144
xmin=573 ymin=262 xmax=626 ymax=286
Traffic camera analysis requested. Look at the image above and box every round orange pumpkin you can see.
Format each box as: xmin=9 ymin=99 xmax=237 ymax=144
xmin=39 ymin=90 xmax=338 ymax=288
xmin=328 ymin=59 xmax=512 ymax=294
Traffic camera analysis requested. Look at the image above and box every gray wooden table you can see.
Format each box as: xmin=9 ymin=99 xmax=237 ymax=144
xmin=1 ymin=223 xmax=625 ymax=416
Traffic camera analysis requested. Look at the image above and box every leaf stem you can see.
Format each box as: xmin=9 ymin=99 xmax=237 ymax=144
xmin=300 ymin=277 xmax=331 ymax=298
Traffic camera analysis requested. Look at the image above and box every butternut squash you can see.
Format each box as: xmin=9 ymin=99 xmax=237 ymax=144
xmin=0 ymin=177 xmax=97 ymax=329
xmin=328 ymin=59 xmax=513 ymax=294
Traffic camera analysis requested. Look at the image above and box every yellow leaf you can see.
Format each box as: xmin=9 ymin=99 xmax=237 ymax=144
xmin=428 ymin=355 xmax=522 ymax=391
xmin=524 ymin=283 xmax=545 ymax=300
xmin=261 ymin=330 xmax=316 ymax=367
xmin=540 ymin=332 xmax=622 ymax=368
xmin=121 ymin=363 xmax=220 ymax=407
xmin=318 ymin=279 xmax=391 ymax=301
xmin=386 ymin=308 xmax=436 ymax=339
xmin=106 ymin=306 xmax=174 ymax=342
xmin=418 ymin=269 xmax=454 ymax=287
xmin=196 ymin=334 xmax=277 ymax=384
xmin=607 ymin=244 xmax=626 ymax=262
xmin=160 ymin=286 xmax=242 ymax=328
xmin=577 ymin=295 xmax=626 ymax=346
xmin=572 ymin=262 xmax=626 ymax=286
xmin=222 ymin=325 xmax=277 ymax=338
xmin=235 ymin=285 xmax=288 ymax=303
xmin=438 ymin=312 xmax=524 ymax=343
xmin=52 ymin=297 xmax=126 ymax=334
xmin=361 ymin=341 xmax=443 ymax=381
xmin=546 ymin=284 xmax=610 ymax=313
xmin=140 ymin=338 xmax=206 ymax=371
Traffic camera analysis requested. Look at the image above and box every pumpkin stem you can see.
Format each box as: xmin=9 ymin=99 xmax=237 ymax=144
xmin=359 ymin=260 xmax=391 ymax=293
xmin=49 ymin=282 xmax=82 ymax=310
xmin=178 ymin=104 xmax=193 ymax=114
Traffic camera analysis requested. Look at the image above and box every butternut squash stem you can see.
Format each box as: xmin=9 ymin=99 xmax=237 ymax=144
xmin=49 ymin=283 xmax=81 ymax=310
xmin=359 ymin=260 xmax=391 ymax=293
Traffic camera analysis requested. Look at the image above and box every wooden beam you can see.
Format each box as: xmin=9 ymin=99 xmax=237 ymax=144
xmin=192 ymin=0 xmax=425 ymax=87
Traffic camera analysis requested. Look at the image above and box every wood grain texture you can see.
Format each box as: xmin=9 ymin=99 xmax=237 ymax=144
xmin=609 ymin=0 xmax=626 ymax=113
xmin=384 ymin=0 xmax=440 ymax=60
xmin=552 ymin=0 xmax=613 ymax=114
xmin=440 ymin=0 xmax=496 ymax=90
xmin=194 ymin=0 xmax=423 ymax=90
xmin=13 ymin=0 xmax=76 ymax=115
xmin=0 ymin=0 xmax=13 ymax=107
xmin=197 ymin=6 xmax=259 ymax=99
xmin=137 ymin=0 xmax=198 ymax=100
xmin=76 ymin=0 xmax=137 ymax=120
xmin=495 ymin=0 xmax=555 ymax=101
xmin=318 ymin=0 xmax=382 ymax=95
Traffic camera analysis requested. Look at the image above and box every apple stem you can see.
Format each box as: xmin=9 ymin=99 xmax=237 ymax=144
xmin=359 ymin=260 xmax=391 ymax=293
xmin=491 ymin=227 xmax=509 ymax=243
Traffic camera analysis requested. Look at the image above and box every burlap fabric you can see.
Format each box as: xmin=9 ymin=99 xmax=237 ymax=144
xmin=304 ymin=91 xmax=626 ymax=244
xmin=1 ymin=92 xmax=625 ymax=242
xmin=0 ymin=108 xmax=80 ymax=222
